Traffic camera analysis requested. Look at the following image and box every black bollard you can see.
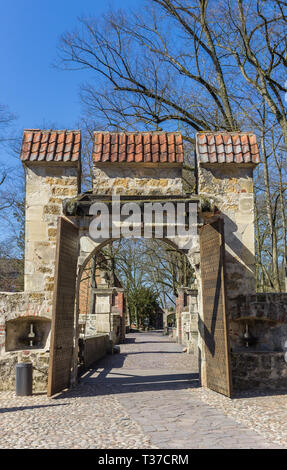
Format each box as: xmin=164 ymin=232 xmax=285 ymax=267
xmin=16 ymin=363 xmax=33 ymax=396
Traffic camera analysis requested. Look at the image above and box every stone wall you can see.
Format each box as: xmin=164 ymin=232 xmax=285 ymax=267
xmin=93 ymin=163 xmax=183 ymax=196
xmin=232 ymin=351 xmax=287 ymax=391
xmin=0 ymin=350 xmax=49 ymax=392
xmin=80 ymin=334 xmax=111 ymax=369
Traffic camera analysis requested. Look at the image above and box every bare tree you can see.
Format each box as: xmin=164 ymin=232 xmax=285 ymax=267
xmin=222 ymin=0 xmax=287 ymax=147
xmin=59 ymin=0 xmax=245 ymax=143
xmin=0 ymin=104 xmax=15 ymax=203
xmin=58 ymin=0 xmax=287 ymax=292
xmin=0 ymin=104 xmax=15 ymax=142
xmin=100 ymin=238 xmax=194 ymax=309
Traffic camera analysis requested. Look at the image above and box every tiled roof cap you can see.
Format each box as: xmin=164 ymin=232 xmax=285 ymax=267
xmin=20 ymin=129 xmax=81 ymax=163
xmin=93 ymin=132 xmax=184 ymax=164
xmin=196 ymin=132 xmax=260 ymax=164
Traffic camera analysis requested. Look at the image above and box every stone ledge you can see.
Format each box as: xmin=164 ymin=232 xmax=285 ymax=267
xmin=230 ymin=293 xmax=287 ymax=323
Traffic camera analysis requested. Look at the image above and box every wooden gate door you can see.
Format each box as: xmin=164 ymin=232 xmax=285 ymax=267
xmin=47 ymin=217 xmax=79 ymax=397
xmin=199 ymin=219 xmax=232 ymax=398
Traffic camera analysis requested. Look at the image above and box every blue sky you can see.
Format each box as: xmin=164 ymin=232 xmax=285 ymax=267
xmin=0 ymin=0 xmax=144 ymax=246
xmin=0 ymin=0 xmax=142 ymax=151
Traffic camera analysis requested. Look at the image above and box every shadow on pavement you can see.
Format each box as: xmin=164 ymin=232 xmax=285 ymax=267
xmin=0 ymin=403 xmax=68 ymax=413
xmin=123 ymin=337 xmax=136 ymax=344
xmin=132 ymin=341 xmax=178 ymax=344
xmin=56 ymin=331 xmax=199 ymax=400
xmin=55 ymin=367 xmax=200 ymax=400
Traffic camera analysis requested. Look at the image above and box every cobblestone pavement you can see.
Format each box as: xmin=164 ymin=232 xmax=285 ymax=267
xmin=0 ymin=387 xmax=151 ymax=449
xmin=190 ymin=387 xmax=287 ymax=449
xmin=0 ymin=331 xmax=285 ymax=448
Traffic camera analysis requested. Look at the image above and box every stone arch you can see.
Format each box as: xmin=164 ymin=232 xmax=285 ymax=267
xmin=72 ymin=231 xmax=202 ymax=383
xmin=163 ymin=311 xmax=176 ymax=328
xmin=75 ymin=232 xmax=200 ymax=320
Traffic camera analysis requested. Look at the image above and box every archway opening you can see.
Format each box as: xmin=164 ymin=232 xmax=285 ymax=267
xmin=76 ymin=236 xmax=200 ymax=382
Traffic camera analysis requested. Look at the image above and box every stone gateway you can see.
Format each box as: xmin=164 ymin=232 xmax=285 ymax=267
xmin=0 ymin=129 xmax=286 ymax=397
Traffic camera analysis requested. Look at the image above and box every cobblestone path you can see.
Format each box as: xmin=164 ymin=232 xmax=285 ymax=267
xmin=0 ymin=331 xmax=285 ymax=448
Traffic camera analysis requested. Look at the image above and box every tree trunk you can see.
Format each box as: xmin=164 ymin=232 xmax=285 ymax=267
xmin=135 ymin=306 xmax=139 ymax=329
xmin=89 ymin=255 xmax=97 ymax=315
xmin=261 ymin=133 xmax=280 ymax=291
xmin=273 ymin=147 xmax=287 ymax=291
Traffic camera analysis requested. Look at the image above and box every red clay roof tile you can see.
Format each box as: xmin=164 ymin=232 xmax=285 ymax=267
xmin=196 ymin=132 xmax=260 ymax=164
xmin=118 ymin=134 xmax=126 ymax=162
xmin=20 ymin=129 xmax=81 ymax=163
xmin=93 ymin=132 xmax=184 ymax=164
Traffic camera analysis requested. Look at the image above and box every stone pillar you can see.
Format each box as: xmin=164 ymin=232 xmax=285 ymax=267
xmin=196 ymin=132 xmax=260 ymax=357
xmin=176 ymin=290 xmax=184 ymax=343
xmin=196 ymin=132 xmax=260 ymax=300
xmin=94 ymin=289 xmax=112 ymax=333
xmin=21 ymin=130 xmax=81 ymax=294
xmin=176 ymin=288 xmax=198 ymax=353
xmin=198 ymin=164 xmax=256 ymax=295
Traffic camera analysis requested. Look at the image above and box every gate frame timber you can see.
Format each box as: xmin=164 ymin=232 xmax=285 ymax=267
xmin=47 ymin=216 xmax=79 ymax=397
xmin=48 ymin=200 xmax=233 ymax=398
xmin=199 ymin=218 xmax=232 ymax=398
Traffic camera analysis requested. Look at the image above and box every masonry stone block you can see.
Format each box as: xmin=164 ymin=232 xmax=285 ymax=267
xmin=198 ymin=163 xmax=257 ymax=301
xmin=23 ymin=163 xmax=80 ymax=292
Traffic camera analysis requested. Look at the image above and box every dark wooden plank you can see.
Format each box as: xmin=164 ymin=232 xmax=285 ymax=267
xmin=199 ymin=219 xmax=232 ymax=398
xmin=47 ymin=217 xmax=79 ymax=397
